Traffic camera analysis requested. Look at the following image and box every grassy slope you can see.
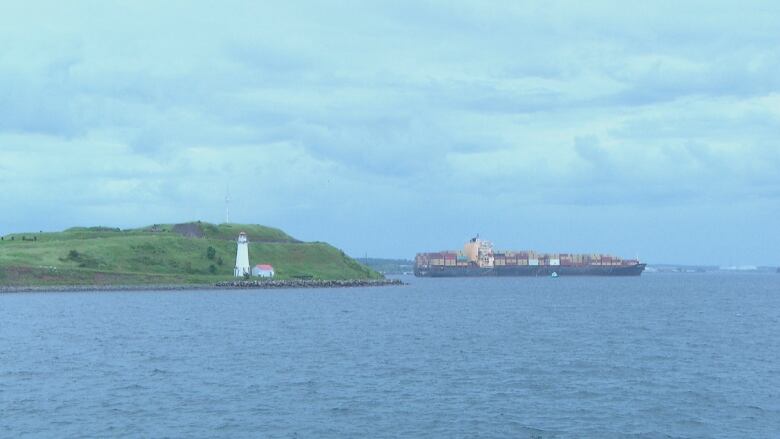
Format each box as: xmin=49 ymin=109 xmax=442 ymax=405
xmin=0 ymin=222 xmax=381 ymax=286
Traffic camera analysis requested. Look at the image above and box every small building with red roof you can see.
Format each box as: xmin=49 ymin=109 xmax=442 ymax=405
xmin=252 ymin=264 xmax=275 ymax=278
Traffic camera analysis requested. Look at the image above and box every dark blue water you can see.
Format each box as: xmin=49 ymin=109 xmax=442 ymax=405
xmin=2 ymin=274 xmax=779 ymax=438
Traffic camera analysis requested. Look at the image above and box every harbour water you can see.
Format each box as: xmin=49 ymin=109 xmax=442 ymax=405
xmin=2 ymin=274 xmax=779 ymax=438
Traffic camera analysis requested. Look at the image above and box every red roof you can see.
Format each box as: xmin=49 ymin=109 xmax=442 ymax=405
xmin=255 ymin=264 xmax=274 ymax=270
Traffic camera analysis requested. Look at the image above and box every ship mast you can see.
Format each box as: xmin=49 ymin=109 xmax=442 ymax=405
xmin=225 ymin=184 xmax=231 ymax=224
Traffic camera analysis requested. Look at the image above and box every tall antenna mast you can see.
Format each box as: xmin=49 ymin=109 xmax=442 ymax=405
xmin=225 ymin=184 xmax=231 ymax=224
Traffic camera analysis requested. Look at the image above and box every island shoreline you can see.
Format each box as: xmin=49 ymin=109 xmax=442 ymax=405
xmin=0 ymin=278 xmax=405 ymax=294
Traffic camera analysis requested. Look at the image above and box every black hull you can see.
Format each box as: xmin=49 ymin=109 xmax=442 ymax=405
xmin=415 ymin=264 xmax=646 ymax=277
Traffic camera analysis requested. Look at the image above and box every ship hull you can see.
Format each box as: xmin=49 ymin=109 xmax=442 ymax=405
xmin=415 ymin=264 xmax=646 ymax=277
xmin=414 ymin=266 xmax=495 ymax=277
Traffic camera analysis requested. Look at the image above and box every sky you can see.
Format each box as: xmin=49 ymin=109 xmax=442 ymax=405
xmin=1 ymin=1 xmax=779 ymax=265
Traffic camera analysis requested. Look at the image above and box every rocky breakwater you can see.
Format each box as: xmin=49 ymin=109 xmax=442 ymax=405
xmin=215 ymin=278 xmax=404 ymax=289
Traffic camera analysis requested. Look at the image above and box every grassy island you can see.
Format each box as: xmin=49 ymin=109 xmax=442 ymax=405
xmin=0 ymin=222 xmax=381 ymax=287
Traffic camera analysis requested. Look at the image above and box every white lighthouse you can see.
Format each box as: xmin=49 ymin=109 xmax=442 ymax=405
xmin=234 ymin=232 xmax=250 ymax=277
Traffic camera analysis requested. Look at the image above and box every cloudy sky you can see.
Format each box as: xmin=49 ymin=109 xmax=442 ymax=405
xmin=1 ymin=1 xmax=779 ymax=265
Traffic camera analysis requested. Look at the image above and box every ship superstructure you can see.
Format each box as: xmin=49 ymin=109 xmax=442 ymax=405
xmin=415 ymin=236 xmax=645 ymax=277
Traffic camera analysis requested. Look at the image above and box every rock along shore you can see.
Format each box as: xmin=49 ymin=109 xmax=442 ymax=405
xmin=0 ymin=278 xmax=405 ymax=293
xmin=215 ymin=278 xmax=405 ymax=289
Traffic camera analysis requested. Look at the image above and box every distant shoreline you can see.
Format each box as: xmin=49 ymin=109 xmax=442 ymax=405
xmin=0 ymin=278 xmax=405 ymax=294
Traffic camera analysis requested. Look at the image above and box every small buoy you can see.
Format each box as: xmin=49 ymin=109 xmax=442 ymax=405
xmin=551 ymin=272 xmax=558 ymax=278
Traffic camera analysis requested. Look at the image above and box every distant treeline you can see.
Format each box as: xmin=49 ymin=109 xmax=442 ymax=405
xmin=359 ymin=257 xmax=414 ymax=275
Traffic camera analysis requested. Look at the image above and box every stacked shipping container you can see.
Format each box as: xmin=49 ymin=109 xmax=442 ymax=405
xmin=418 ymin=251 xmax=640 ymax=268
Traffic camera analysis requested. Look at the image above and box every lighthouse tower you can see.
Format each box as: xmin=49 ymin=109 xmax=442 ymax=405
xmin=234 ymin=232 xmax=250 ymax=277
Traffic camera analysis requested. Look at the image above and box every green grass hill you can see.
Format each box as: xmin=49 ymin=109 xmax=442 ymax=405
xmin=0 ymin=222 xmax=381 ymax=287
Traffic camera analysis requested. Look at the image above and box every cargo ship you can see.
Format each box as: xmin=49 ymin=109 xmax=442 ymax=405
xmin=415 ymin=237 xmax=646 ymax=277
